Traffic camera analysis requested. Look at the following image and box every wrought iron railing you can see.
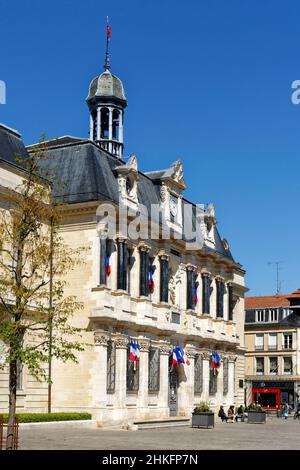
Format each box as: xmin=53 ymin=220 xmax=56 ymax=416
xmin=0 ymin=415 xmax=19 ymax=450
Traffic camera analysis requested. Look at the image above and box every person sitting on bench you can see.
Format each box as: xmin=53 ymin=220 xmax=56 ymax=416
xmin=218 ymin=405 xmax=229 ymax=422
xmin=227 ymin=405 xmax=236 ymax=422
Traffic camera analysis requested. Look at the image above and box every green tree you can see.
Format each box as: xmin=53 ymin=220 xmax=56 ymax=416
xmin=0 ymin=146 xmax=85 ymax=449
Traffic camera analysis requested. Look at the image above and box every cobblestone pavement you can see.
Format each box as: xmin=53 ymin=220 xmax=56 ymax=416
xmin=19 ymin=418 xmax=300 ymax=450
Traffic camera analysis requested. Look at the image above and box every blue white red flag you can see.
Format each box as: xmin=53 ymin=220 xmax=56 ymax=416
xmin=106 ymin=255 xmax=111 ymax=277
xmin=148 ymin=268 xmax=155 ymax=293
xmin=194 ymin=284 xmax=198 ymax=306
xmin=172 ymin=346 xmax=190 ymax=366
xmin=211 ymin=351 xmax=221 ymax=374
xmin=129 ymin=341 xmax=140 ymax=371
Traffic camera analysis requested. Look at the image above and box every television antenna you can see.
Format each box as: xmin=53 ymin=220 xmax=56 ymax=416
xmin=267 ymin=261 xmax=284 ymax=295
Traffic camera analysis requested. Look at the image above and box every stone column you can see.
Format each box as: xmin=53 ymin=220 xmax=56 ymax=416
xmin=202 ymin=352 xmax=211 ymax=402
xmin=97 ymin=106 xmax=101 ymax=141
xmin=117 ymin=237 xmax=128 ymax=291
xmin=90 ymin=113 xmax=94 ymax=141
xmin=158 ymin=343 xmax=171 ymax=417
xmin=159 ymin=253 xmax=169 ymax=303
xmin=91 ymin=331 xmax=109 ymax=423
xmin=113 ymin=335 xmax=128 ymax=419
xmin=178 ymin=347 xmax=195 ymax=416
xmin=139 ymin=245 xmax=150 ymax=297
xmin=137 ymin=339 xmax=150 ymax=418
xmin=108 ymin=107 xmax=113 ymax=153
xmin=228 ymin=355 xmax=236 ymax=405
xmin=119 ymin=111 xmax=124 ymax=143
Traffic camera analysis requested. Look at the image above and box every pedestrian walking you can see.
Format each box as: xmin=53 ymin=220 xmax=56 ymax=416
xmin=283 ymin=403 xmax=289 ymax=420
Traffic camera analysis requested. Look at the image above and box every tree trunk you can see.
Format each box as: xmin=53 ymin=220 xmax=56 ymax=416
xmin=6 ymin=354 xmax=17 ymax=450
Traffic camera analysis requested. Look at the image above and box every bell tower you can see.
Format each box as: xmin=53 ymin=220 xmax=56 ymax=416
xmin=86 ymin=20 xmax=127 ymax=158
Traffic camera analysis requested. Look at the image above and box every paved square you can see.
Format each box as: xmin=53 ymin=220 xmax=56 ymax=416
xmin=19 ymin=418 xmax=300 ymax=450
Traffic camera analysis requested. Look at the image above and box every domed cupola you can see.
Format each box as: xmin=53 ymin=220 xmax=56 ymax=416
xmin=86 ymin=20 xmax=127 ymax=158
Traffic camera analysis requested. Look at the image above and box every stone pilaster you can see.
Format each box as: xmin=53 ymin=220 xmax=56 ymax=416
xmin=178 ymin=347 xmax=196 ymax=416
xmin=158 ymin=343 xmax=171 ymax=415
xmin=137 ymin=339 xmax=150 ymax=416
xmin=228 ymin=355 xmax=237 ymax=405
xmin=112 ymin=334 xmax=128 ymax=410
xmin=201 ymin=351 xmax=211 ymax=402
xmin=91 ymin=331 xmax=109 ymax=410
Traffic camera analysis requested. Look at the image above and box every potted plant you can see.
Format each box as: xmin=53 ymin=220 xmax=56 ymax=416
xmin=192 ymin=402 xmax=214 ymax=428
xmin=247 ymin=402 xmax=266 ymax=424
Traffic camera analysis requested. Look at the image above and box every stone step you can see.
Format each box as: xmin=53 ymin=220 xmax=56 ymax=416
xmin=133 ymin=417 xmax=191 ymax=430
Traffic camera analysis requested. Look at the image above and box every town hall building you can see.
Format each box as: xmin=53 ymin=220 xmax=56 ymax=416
xmin=0 ymin=36 xmax=247 ymax=427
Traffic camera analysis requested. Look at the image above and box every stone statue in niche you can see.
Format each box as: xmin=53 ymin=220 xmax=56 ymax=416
xmin=168 ymin=266 xmax=182 ymax=308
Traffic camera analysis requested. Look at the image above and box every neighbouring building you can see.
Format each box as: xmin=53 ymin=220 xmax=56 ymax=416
xmin=0 ymin=34 xmax=247 ymax=426
xmin=245 ymin=289 xmax=300 ymax=409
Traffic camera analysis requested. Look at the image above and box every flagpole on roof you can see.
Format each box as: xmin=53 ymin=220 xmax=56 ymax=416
xmin=104 ymin=16 xmax=111 ymax=71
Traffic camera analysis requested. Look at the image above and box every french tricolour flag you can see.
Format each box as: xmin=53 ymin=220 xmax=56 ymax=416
xmin=172 ymin=347 xmax=190 ymax=366
xmin=211 ymin=351 xmax=221 ymax=374
xmin=129 ymin=341 xmax=140 ymax=371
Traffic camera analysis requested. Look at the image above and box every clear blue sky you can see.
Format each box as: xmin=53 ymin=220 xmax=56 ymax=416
xmin=1 ymin=0 xmax=300 ymax=296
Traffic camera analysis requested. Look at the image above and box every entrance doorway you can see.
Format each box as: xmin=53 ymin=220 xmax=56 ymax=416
xmin=169 ymin=357 xmax=178 ymax=417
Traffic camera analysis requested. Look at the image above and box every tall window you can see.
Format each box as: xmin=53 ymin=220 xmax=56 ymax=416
xmin=268 ymin=333 xmax=277 ymax=351
xmin=269 ymin=357 xmax=278 ymax=375
xmin=270 ymin=309 xmax=278 ymax=322
xmin=126 ymin=346 xmax=139 ymax=392
xmin=148 ymin=348 xmax=160 ymax=392
xmin=106 ymin=340 xmax=116 ymax=393
xmin=283 ymin=333 xmax=293 ymax=350
xmin=256 ymin=310 xmax=265 ymax=322
xmin=194 ymin=354 xmax=203 ymax=394
xmin=209 ymin=358 xmax=218 ymax=395
xmin=223 ymin=358 xmax=229 ymax=394
xmin=255 ymin=334 xmax=264 ymax=351
xmin=283 ymin=357 xmax=292 ymax=375
xmin=256 ymin=357 xmax=264 ymax=375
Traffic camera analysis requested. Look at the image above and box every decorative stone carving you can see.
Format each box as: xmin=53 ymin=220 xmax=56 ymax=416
xmin=201 ymin=351 xmax=211 ymax=361
xmin=160 ymin=184 xmax=168 ymax=203
xmin=159 ymin=344 xmax=172 ymax=355
xmin=113 ymin=335 xmax=128 ymax=349
xmin=94 ymin=332 xmax=109 ymax=346
xmin=228 ymin=354 xmax=237 ymax=363
xmin=127 ymin=154 xmax=138 ymax=172
xmin=171 ymin=160 xmax=184 ymax=186
xmin=185 ymin=348 xmax=196 ymax=359
xmin=139 ymin=339 xmax=150 ymax=352
xmin=168 ymin=267 xmax=182 ymax=307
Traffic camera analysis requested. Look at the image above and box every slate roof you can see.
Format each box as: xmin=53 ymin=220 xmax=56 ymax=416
xmin=0 ymin=123 xmax=29 ymax=167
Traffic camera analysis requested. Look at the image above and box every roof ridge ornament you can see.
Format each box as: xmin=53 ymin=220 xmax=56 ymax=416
xmin=104 ymin=17 xmax=111 ymax=71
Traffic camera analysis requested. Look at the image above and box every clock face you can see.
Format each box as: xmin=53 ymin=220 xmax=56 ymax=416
xmin=170 ymin=196 xmax=178 ymax=217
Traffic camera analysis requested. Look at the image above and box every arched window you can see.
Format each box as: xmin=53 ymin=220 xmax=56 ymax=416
xmin=101 ymin=108 xmax=109 ymax=139
xmin=112 ymin=109 xmax=120 ymax=140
